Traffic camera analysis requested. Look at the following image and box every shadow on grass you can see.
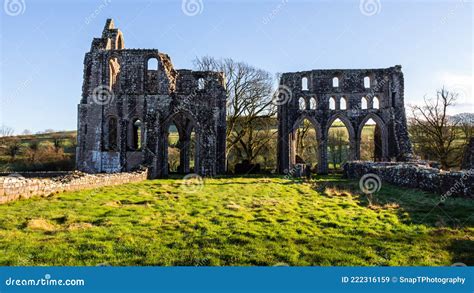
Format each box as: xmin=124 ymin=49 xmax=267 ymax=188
xmin=450 ymin=239 xmax=474 ymax=266
xmin=311 ymin=175 xmax=474 ymax=229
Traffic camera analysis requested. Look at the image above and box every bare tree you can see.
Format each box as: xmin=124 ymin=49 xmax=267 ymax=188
xmin=194 ymin=56 xmax=276 ymax=167
xmin=27 ymin=140 xmax=41 ymax=163
xmin=295 ymin=120 xmax=318 ymax=165
xmin=409 ymin=88 xmax=461 ymax=169
xmin=51 ymin=135 xmax=64 ymax=153
xmin=6 ymin=139 xmax=22 ymax=160
xmin=0 ymin=125 xmax=14 ymax=137
xmin=452 ymin=113 xmax=474 ymax=143
xmin=233 ymin=116 xmax=276 ymax=163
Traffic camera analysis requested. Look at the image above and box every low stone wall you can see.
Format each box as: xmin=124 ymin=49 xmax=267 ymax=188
xmin=0 ymin=172 xmax=71 ymax=178
xmin=0 ymin=169 xmax=148 ymax=204
xmin=343 ymin=161 xmax=473 ymax=198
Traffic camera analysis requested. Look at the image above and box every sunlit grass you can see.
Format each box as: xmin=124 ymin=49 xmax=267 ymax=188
xmin=0 ymin=175 xmax=472 ymax=266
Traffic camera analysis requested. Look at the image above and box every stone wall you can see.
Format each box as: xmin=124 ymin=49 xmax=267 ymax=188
xmin=277 ymin=66 xmax=413 ymax=175
xmin=77 ymin=19 xmax=227 ymax=178
xmin=462 ymin=137 xmax=474 ymax=170
xmin=343 ymin=161 xmax=473 ymax=198
xmin=0 ymin=169 xmax=148 ymax=204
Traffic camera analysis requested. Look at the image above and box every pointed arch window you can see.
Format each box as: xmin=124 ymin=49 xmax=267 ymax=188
xmin=373 ymin=96 xmax=380 ymax=109
xmin=298 ymin=97 xmax=306 ymax=110
xmin=329 ymin=97 xmax=336 ymax=110
xmin=361 ymin=97 xmax=368 ymax=109
xmin=340 ymin=97 xmax=347 ymax=110
xmin=309 ymin=97 xmax=317 ymax=110
xmin=132 ymin=119 xmax=142 ymax=150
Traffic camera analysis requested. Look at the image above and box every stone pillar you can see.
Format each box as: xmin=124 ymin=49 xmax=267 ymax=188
xmin=318 ymin=136 xmax=328 ymax=174
xmin=354 ymin=138 xmax=361 ymax=160
xmin=277 ymin=104 xmax=290 ymax=174
xmin=179 ymin=137 xmax=191 ymax=174
xmin=461 ymin=137 xmax=474 ymax=170
xmin=196 ymin=129 xmax=216 ymax=176
xmin=348 ymin=138 xmax=357 ymax=161
xmin=374 ymin=124 xmax=383 ymax=161
xmin=290 ymin=132 xmax=297 ymax=166
xmin=156 ymin=129 xmax=168 ymax=177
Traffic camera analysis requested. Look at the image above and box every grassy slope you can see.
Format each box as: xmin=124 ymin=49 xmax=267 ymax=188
xmin=0 ymin=175 xmax=472 ymax=266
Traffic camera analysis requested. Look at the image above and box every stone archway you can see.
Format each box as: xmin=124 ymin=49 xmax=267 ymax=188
xmin=325 ymin=113 xmax=357 ymax=162
xmin=289 ymin=115 xmax=323 ymax=173
xmin=276 ymin=66 xmax=412 ymax=175
xmin=357 ymin=113 xmax=388 ymax=161
xmin=161 ymin=111 xmax=199 ymax=176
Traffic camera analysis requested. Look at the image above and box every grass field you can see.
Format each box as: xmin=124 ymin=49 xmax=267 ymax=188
xmin=0 ymin=175 xmax=472 ymax=266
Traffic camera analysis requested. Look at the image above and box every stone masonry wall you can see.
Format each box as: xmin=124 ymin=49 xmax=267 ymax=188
xmin=462 ymin=137 xmax=474 ymax=170
xmin=77 ymin=19 xmax=227 ymax=178
xmin=0 ymin=169 xmax=148 ymax=204
xmin=343 ymin=161 xmax=473 ymax=198
xmin=277 ymin=66 xmax=413 ymax=175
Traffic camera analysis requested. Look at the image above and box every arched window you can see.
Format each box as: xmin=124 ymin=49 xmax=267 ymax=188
xmin=298 ymin=97 xmax=306 ymax=110
xmin=340 ymin=97 xmax=347 ymax=110
xmin=332 ymin=77 xmax=339 ymax=88
xmin=309 ymin=97 xmax=317 ymax=110
xmin=373 ymin=96 xmax=380 ymax=109
xmin=108 ymin=57 xmax=120 ymax=92
xmin=107 ymin=117 xmax=118 ymax=151
xmin=361 ymin=97 xmax=368 ymax=109
xmin=198 ymin=78 xmax=205 ymax=90
xmin=329 ymin=97 xmax=336 ymax=110
xmin=147 ymin=58 xmax=158 ymax=70
xmin=116 ymin=35 xmax=124 ymax=50
xmin=132 ymin=119 xmax=142 ymax=150
xmin=364 ymin=76 xmax=371 ymax=89
xmin=302 ymin=77 xmax=308 ymax=91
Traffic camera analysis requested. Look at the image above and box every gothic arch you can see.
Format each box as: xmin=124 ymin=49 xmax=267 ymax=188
xmin=289 ymin=114 xmax=323 ymax=169
xmin=357 ymin=113 xmax=388 ymax=160
xmin=325 ymin=114 xmax=355 ymax=142
xmin=108 ymin=55 xmax=121 ymax=92
xmin=291 ymin=114 xmax=322 ymax=139
xmin=325 ymin=113 xmax=356 ymax=160
xmin=162 ymin=110 xmax=200 ymax=175
xmin=116 ymin=32 xmax=124 ymax=50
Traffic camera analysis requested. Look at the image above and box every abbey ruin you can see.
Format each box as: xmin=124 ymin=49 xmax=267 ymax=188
xmin=77 ymin=19 xmax=413 ymax=178
xmin=76 ymin=19 xmax=227 ymax=178
xmin=276 ymin=67 xmax=413 ymax=174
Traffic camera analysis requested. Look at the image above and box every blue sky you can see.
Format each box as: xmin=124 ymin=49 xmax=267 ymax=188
xmin=1 ymin=0 xmax=472 ymax=133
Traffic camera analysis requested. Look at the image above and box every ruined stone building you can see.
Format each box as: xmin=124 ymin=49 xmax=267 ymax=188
xmin=462 ymin=137 xmax=474 ymax=170
xmin=76 ymin=19 xmax=227 ymax=177
xmin=277 ymin=66 xmax=413 ymax=174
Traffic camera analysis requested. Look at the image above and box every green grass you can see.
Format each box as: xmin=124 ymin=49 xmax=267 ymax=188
xmin=0 ymin=175 xmax=472 ymax=266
